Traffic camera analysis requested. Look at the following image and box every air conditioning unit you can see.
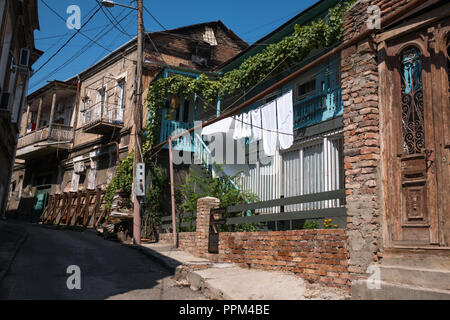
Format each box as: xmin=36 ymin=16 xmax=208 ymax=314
xmin=0 ymin=92 xmax=11 ymax=110
xmin=19 ymin=48 xmax=30 ymax=68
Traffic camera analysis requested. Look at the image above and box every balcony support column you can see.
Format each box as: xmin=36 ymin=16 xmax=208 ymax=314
xmin=48 ymin=91 xmax=57 ymax=135
xmin=35 ymin=97 xmax=43 ymax=129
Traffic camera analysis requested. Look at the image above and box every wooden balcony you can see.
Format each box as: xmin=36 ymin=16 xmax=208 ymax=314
xmin=81 ymin=103 xmax=124 ymax=135
xmin=16 ymin=124 xmax=73 ymax=160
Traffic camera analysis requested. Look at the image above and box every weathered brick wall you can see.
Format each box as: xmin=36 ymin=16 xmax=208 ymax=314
xmin=159 ymin=232 xmax=197 ymax=255
xmin=219 ymin=230 xmax=350 ymax=290
xmin=342 ymin=0 xmax=386 ymax=283
xmin=344 ymin=0 xmax=411 ymax=41
xmin=196 ymin=197 xmax=220 ymax=256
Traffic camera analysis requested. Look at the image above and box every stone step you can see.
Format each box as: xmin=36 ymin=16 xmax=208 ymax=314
xmin=352 ymin=279 xmax=450 ymax=300
xmin=379 ymin=265 xmax=450 ymax=291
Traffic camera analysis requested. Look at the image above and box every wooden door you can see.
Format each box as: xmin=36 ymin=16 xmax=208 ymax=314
xmin=430 ymin=20 xmax=450 ymax=247
xmin=384 ymin=22 xmax=448 ymax=247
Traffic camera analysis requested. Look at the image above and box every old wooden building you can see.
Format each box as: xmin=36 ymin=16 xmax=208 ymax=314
xmin=7 ymin=21 xmax=247 ymax=220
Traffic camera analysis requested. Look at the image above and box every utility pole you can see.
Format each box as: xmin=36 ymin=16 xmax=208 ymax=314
xmin=133 ymin=0 xmax=144 ymax=244
xmin=101 ymin=0 xmax=144 ymax=244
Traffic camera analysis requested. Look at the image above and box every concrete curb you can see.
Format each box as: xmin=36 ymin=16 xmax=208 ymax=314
xmin=0 ymin=226 xmax=27 ymax=283
xmin=184 ymin=268 xmax=231 ymax=300
xmin=127 ymin=244 xmax=182 ymax=273
xmin=128 ymin=244 xmax=229 ymax=300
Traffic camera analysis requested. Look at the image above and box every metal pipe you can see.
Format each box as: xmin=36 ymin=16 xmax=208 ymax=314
xmin=151 ymin=0 xmax=429 ymax=151
xmin=133 ymin=0 xmax=144 ymax=245
xmin=168 ymin=135 xmax=178 ymax=248
xmin=72 ymin=74 xmax=81 ymax=142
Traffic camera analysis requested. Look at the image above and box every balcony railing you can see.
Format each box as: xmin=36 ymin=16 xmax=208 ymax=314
xmin=82 ymin=102 xmax=124 ymax=127
xmin=160 ymin=110 xmax=193 ymax=151
xmin=294 ymin=87 xmax=342 ymax=129
xmin=17 ymin=123 xmax=74 ymax=149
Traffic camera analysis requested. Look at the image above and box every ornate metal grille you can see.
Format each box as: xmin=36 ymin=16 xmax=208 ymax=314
xmin=400 ymin=47 xmax=425 ymax=155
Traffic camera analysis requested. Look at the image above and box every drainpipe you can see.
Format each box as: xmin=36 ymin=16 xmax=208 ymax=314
xmin=71 ymin=74 xmax=81 ymax=144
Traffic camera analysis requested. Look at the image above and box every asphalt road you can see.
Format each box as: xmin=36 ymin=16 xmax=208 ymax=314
xmin=0 ymin=221 xmax=206 ymax=300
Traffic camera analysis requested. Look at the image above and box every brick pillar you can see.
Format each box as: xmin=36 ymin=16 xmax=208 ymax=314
xmin=196 ymin=196 xmax=220 ymax=256
xmin=341 ymin=36 xmax=382 ymax=283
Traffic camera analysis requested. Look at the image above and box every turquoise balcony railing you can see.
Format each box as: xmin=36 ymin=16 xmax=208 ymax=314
xmin=294 ymin=87 xmax=342 ymax=129
xmin=160 ymin=110 xmax=193 ymax=151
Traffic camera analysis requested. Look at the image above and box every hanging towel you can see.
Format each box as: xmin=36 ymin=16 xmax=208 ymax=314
xmin=241 ymin=111 xmax=252 ymax=138
xmin=201 ymin=117 xmax=234 ymax=135
xmin=233 ymin=114 xmax=243 ymax=140
xmin=276 ymin=89 xmax=294 ymax=150
xmin=250 ymin=108 xmax=262 ymax=141
xmin=261 ymin=100 xmax=278 ymax=156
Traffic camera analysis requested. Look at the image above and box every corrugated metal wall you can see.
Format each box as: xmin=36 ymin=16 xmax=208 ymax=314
xmin=236 ymin=134 xmax=343 ymax=213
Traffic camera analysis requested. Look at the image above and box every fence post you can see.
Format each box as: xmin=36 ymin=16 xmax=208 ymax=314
xmin=196 ymin=197 xmax=220 ymax=256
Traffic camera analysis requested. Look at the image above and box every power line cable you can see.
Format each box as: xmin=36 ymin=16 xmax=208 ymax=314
xmin=40 ymin=0 xmax=126 ymax=56
xmin=33 ymin=3 xmax=102 ymax=74
xmin=29 ymin=8 xmax=134 ymax=90
xmin=143 ymin=5 xmax=167 ymax=31
xmin=93 ymin=10 xmax=135 ymax=62
xmin=94 ymin=0 xmax=133 ymax=38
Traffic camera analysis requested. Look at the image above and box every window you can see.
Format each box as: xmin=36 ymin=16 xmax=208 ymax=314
xmin=116 ymin=80 xmax=125 ymax=122
xmin=95 ymin=87 xmax=105 ymax=120
xmin=118 ymin=81 xmax=125 ymax=109
xmin=297 ymin=79 xmax=316 ymax=99
xmin=203 ymin=27 xmax=218 ymax=46
xmin=400 ymin=46 xmax=425 ymax=155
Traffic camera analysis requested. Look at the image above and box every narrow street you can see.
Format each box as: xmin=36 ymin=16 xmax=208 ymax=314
xmin=0 ymin=221 xmax=205 ymax=300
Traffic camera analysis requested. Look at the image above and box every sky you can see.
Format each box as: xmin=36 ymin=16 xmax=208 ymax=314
xmin=29 ymin=0 xmax=321 ymax=94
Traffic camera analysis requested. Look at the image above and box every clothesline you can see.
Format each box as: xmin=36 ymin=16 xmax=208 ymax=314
xmin=200 ymin=89 xmax=294 ymax=156
xmin=230 ymin=115 xmax=294 ymax=136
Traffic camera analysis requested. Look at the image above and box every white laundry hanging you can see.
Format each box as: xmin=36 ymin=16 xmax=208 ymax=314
xmin=233 ymin=113 xmax=243 ymax=140
xmin=276 ymin=89 xmax=294 ymax=150
xmin=261 ymin=100 xmax=278 ymax=156
xmin=201 ymin=117 xmax=234 ymax=135
xmin=250 ymin=108 xmax=262 ymax=141
xmin=241 ymin=111 xmax=252 ymax=138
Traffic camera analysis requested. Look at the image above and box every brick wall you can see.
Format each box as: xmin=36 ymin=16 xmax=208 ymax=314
xmin=219 ymin=230 xmax=350 ymax=290
xmin=341 ymin=0 xmax=387 ymax=282
xmin=343 ymin=0 xmax=411 ymax=41
xmin=159 ymin=232 xmax=197 ymax=255
xmin=196 ymin=197 xmax=220 ymax=256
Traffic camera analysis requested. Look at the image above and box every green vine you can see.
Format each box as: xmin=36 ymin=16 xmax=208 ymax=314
xmin=144 ymin=1 xmax=354 ymax=150
xmin=104 ymin=151 xmax=134 ymax=209
xmin=105 ymin=1 xmax=354 ymax=211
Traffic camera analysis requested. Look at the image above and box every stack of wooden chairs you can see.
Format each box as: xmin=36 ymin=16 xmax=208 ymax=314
xmin=39 ymin=188 xmax=110 ymax=228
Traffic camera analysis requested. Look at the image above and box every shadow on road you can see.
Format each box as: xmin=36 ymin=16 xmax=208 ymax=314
xmin=0 ymin=220 xmax=201 ymax=300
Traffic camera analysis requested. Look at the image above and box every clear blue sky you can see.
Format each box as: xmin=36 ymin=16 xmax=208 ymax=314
xmin=29 ymin=0 xmax=320 ymax=94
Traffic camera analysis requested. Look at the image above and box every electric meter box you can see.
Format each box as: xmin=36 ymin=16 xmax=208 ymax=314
xmin=135 ymin=163 xmax=145 ymax=197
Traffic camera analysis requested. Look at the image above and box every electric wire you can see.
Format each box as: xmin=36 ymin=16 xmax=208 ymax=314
xmin=94 ymin=0 xmax=133 ymax=38
xmin=29 ymin=8 xmax=134 ymax=91
xmin=143 ymin=5 xmax=167 ymax=31
xmin=33 ymin=3 xmax=102 ymax=74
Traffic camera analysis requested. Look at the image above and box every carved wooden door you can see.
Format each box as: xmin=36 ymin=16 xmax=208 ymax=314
xmin=384 ymin=23 xmax=446 ymax=247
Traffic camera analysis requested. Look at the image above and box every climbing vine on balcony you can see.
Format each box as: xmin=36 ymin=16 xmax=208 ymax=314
xmin=104 ymin=1 xmax=354 ymax=210
xmin=144 ymin=0 xmax=354 ymax=150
